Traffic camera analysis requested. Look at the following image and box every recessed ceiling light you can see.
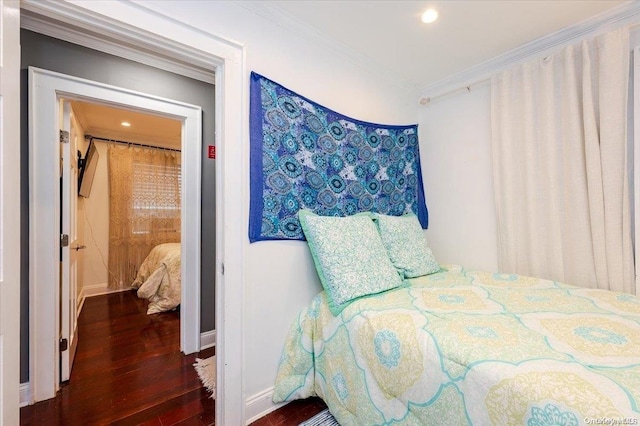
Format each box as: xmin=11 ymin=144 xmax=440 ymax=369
xmin=421 ymin=8 xmax=438 ymax=24
xmin=121 ymin=121 xmax=131 ymax=127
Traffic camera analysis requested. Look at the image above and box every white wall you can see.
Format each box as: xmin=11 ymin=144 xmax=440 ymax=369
xmin=112 ymin=0 xmax=419 ymax=402
xmin=418 ymin=82 xmax=499 ymax=272
xmin=30 ymin=2 xmax=640 ymax=421
xmin=417 ymin=27 xmax=640 ymax=275
xmin=77 ymin=140 xmax=110 ymax=291
xmin=24 ymin=0 xmax=416 ymax=409
xmin=73 ymin=113 xmax=88 ymax=300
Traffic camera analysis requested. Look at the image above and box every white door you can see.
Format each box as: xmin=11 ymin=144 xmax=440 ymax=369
xmin=59 ymin=101 xmax=79 ymax=382
xmin=0 ymin=0 xmax=22 ymax=422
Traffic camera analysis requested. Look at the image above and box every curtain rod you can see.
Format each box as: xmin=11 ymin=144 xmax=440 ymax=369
xmin=419 ymin=78 xmax=489 ymax=105
xmin=421 ymin=22 xmax=640 ymax=106
xmin=85 ymin=135 xmax=181 ymax=152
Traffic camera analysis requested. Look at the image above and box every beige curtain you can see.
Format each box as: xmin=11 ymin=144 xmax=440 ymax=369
xmin=491 ymin=27 xmax=634 ymax=293
xmin=108 ymin=144 xmax=181 ymax=289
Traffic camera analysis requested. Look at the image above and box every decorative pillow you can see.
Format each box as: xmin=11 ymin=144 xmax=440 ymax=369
xmin=372 ymin=213 xmax=440 ymax=278
xmin=299 ymin=210 xmax=403 ymax=315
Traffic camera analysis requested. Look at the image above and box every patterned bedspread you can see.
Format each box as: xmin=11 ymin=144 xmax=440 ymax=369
xmin=132 ymin=243 xmax=181 ymax=314
xmin=273 ymin=265 xmax=640 ymax=425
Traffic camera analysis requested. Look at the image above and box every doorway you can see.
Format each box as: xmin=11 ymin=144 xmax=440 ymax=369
xmin=60 ymin=99 xmax=186 ymax=381
xmin=29 ymin=67 xmax=203 ymax=401
xmin=20 ymin=3 xmax=246 ymax=422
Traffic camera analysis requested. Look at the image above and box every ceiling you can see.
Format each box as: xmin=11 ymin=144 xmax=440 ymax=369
xmin=70 ymin=100 xmax=182 ymax=149
xmin=265 ymin=0 xmax=628 ymax=92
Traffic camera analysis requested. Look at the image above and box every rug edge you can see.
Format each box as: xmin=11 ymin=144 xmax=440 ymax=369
xmin=193 ymin=356 xmax=217 ymax=399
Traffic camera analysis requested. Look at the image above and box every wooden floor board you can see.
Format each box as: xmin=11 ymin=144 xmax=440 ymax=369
xmin=21 ymin=289 xmax=325 ymax=425
xmin=20 ymin=291 xmax=215 ymax=425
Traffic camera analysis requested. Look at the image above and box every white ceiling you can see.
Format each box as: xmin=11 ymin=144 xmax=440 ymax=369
xmin=71 ymin=100 xmax=182 ymax=149
xmin=266 ymin=0 xmax=628 ymax=92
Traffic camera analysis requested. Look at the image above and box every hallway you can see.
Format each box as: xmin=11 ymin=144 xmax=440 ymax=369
xmin=20 ymin=291 xmax=215 ymax=425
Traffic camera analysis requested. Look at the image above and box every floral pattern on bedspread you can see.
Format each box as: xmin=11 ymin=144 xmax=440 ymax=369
xmin=273 ymin=265 xmax=640 ymax=425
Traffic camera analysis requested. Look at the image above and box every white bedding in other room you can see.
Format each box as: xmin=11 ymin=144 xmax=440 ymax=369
xmin=132 ymin=242 xmax=181 ymax=314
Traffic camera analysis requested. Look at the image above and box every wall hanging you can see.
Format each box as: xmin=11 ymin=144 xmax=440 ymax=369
xmin=249 ymin=72 xmax=428 ymax=242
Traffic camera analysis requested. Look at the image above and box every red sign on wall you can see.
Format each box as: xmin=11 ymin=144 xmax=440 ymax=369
xmin=208 ymin=145 xmax=216 ymax=159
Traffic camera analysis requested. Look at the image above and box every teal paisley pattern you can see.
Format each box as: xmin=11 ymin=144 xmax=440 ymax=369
xmin=299 ymin=210 xmax=402 ymax=315
xmin=374 ymin=330 xmax=401 ymax=368
xmin=249 ymin=72 xmax=429 ymax=242
xmin=527 ymin=404 xmax=579 ymax=426
xmin=373 ymin=213 xmax=440 ymax=278
xmin=274 ymin=266 xmax=640 ymax=425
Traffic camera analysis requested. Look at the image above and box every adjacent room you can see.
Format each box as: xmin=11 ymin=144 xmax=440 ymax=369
xmin=73 ymin=100 xmax=184 ymax=314
xmin=15 ymin=26 xmax=217 ymax=424
xmin=23 ymin=99 xmax=208 ymax=424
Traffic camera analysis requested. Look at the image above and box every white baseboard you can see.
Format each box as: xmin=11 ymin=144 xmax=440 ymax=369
xmin=200 ymin=330 xmax=216 ymax=349
xmin=20 ymin=382 xmax=31 ymax=407
xmin=245 ymin=387 xmax=286 ymax=425
xmin=82 ymin=282 xmax=132 ymax=298
xmin=80 ymin=285 xmax=217 ymax=350
xmin=77 ymin=283 xmax=132 ymax=317
xmin=77 ymin=289 xmax=86 ymax=314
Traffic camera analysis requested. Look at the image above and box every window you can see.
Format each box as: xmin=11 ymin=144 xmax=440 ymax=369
xmin=131 ymin=161 xmax=181 ymax=235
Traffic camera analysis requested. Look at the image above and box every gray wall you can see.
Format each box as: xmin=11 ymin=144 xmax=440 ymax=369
xmin=20 ymin=29 xmax=216 ymax=382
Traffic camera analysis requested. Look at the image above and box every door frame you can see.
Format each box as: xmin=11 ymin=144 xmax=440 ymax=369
xmin=21 ymin=2 xmax=246 ymax=424
xmin=29 ymin=66 xmax=202 ymax=397
xmin=1 ymin=0 xmax=21 ymax=424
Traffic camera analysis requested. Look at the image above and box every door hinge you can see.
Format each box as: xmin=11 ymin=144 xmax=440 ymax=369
xmin=59 ymin=338 xmax=68 ymax=352
xmin=60 ymin=234 xmax=69 ymax=247
xmin=59 ymin=130 xmax=69 ymax=144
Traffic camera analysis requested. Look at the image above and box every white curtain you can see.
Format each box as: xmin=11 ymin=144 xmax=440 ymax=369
xmin=491 ymin=28 xmax=634 ymax=293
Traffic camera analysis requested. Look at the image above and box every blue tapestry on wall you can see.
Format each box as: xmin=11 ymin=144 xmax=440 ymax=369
xmin=249 ymin=72 xmax=429 ymax=242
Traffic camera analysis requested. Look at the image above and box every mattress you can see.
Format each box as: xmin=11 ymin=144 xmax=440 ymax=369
xmin=273 ymin=265 xmax=640 ymax=425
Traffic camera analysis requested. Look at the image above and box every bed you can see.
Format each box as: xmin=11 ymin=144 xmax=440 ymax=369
xmin=131 ymin=242 xmax=181 ymax=314
xmin=272 ymin=211 xmax=640 ymax=425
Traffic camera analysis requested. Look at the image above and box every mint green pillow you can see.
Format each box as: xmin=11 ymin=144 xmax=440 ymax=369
xmin=299 ymin=210 xmax=402 ymax=315
xmin=373 ymin=213 xmax=440 ymax=278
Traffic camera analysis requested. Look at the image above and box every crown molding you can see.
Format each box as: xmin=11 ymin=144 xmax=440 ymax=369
xmin=20 ymin=2 xmax=216 ymax=84
xmin=237 ymin=1 xmax=420 ymax=96
xmin=421 ymin=1 xmax=640 ymax=102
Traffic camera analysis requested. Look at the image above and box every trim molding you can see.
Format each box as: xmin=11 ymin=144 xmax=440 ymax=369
xmin=245 ymin=387 xmax=286 ymax=425
xmin=20 ymin=1 xmax=247 ymax=423
xmin=25 ymin=0 xmax=640 ymax=103
xmin=20 ymin=382 xmax=31 ymax=407
xmin=78 ymin=283 xmax=133 ymax=316
xmin=20 ymin=9 xmax=215 ymax=85
xmin=77 ymin=291 xmax=85 ymax=316
xmin=28 ymin=66 xmax=202 ymax=402
xmin=200 ymin=330 xmax=216 ymax=349
xmin=81 ymin=282 xmax=132 ymax=299
xmin=421 ymin=1 xmax=640 ymax=101
xmin=77 ymin=282 xmax=132 ymax=317
xmin=237 ymin=2 xmax=418 ymax=95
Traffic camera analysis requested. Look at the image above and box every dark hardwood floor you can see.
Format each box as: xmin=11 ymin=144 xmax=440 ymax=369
xmin=20 ymin=290 xmax=326 ymax=425
xmin=249 ymin=397 xmax=327 ymax=426
xmin=20 ymin=290 xmax=215 ymax=425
